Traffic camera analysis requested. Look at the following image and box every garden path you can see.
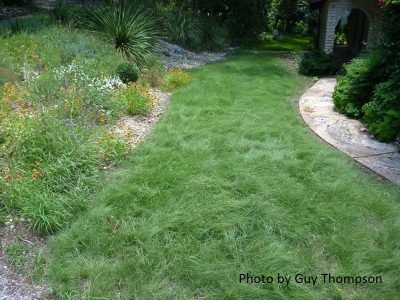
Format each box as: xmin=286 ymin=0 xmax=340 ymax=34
xmin=299 ymin=77 xmax=400 ymax=185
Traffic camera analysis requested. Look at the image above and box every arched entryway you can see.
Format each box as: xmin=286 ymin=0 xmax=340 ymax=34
xmin=313 ymin=0 xmax=380 ymax=55
xmin=333 ymin=8 xmax=369 ymax=64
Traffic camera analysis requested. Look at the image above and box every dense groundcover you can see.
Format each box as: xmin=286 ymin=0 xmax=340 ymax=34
xmin=48 ymin=53 xmax=400 ymax=299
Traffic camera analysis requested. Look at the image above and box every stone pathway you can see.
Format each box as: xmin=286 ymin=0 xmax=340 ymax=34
xmin=299 ymin=77 xmax=400 ymax=185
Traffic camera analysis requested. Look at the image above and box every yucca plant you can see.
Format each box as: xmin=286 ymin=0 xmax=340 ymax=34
xmin=85 ymin=0 xmax=160 ymax=67
xmin=167 ymin=7 xmax=201 ymax=50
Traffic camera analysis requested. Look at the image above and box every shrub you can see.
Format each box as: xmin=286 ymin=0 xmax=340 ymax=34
xmin=162 ymin=69 xmax=191 ymax=92
xmin=362 ymin=77 xmax=400 ymax=142
xmin=333 ymin=51 xmax=386 ymax=118
xmin=116 ymin=62 xmax=139 ymax=84
xmin=259 ymin=31 xmax=274 ymax=42
xmin=84 ymin=0 xmax=160 ymax=66
xmin=298 ymin=50 xmax=338 ymax=77
xmin=331 ymin=3 xmax=400 ymax=142
xmin=293 ymin=20 xmax=309 ymax=35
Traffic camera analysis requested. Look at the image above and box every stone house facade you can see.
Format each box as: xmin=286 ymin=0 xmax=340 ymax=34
xmin=310 ymin=0 xmax=381 ymax=55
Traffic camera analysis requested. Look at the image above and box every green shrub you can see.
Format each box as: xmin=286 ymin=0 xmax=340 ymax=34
xmin=362 ymin=77 xmax=400 ymax=142
xmin=298 ymin=50 xmax=338 ymax=77
xmin=258 ymin=31 xmax=274 ymax=42
xmin=84 ymin=0 xmax=160 ymax=66
xmin=162 ymin=69 xmax=191 ymax=92
xmin=293 ymin=20 xmax=309 ymax=35
xmin=116 ymin=62 xmax=139 ymax=83
xmin=333 ymin=51 xmax=386 ymax=118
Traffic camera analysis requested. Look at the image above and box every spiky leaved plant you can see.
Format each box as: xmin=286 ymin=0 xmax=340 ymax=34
xmin=85 ymin=0 xmax=160 ymax=67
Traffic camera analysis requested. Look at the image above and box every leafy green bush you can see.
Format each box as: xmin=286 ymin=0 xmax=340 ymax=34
xmin=333 ymin=51 xmax=386 ymax=118
xmin=162 ymin=68 xmax=191 ymax=91
xmin=258 ymin=31 xmax=274 ymax=42
xmin=84 ymin=0 xmax=160 ymax=66
xmin=116 ymin=62 xmax=139 ymax=83
xmin=362 ymin=76 xmax=400 ymax=142
xmin=298 ymin=50 xmax=338 ymax=77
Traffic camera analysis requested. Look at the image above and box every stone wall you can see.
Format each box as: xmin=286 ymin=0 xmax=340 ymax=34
xmin=319 ymin=0 xmax=381 ymax=53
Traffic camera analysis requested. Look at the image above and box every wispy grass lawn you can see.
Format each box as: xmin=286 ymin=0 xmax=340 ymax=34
xmin=246 ymin=34 xmax=312 ymax=51
xmin=49 ymin=53 xmax=400 ymax=299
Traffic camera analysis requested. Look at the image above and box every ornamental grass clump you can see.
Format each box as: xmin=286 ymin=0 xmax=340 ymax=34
xmin=84 ymin=0 xmax=160 ymax=66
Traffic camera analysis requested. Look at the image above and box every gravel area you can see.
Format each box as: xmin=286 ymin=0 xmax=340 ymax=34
xmin=159 ymin=40 xmax=227 ymax=69
xmin=0 ymin=220 xmax=50 ymax=300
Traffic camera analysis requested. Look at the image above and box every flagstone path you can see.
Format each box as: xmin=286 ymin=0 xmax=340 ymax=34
xmin=299 ymin=77 xmax=400 ymax=185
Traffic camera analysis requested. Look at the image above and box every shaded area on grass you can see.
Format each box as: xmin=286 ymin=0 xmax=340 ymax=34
xmin=48 ymin=53 xmax=400 ymax=299
xmin=246 ymin=34 xmax=312 ymax=51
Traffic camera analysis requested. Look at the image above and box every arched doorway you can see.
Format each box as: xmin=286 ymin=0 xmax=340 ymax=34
xmin=333 ymin=8 xmax=369 ymax=64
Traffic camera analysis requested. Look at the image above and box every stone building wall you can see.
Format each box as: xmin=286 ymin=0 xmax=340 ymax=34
xmin=319 ymin=0 xmax=381 ymax=53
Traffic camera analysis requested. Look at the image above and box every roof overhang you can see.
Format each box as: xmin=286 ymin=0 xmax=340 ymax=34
xmin=309 ymin=0 xmax=328 ymax=10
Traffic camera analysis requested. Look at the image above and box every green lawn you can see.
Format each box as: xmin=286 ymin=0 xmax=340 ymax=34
xmin=49 ymin=53 xmax=400 ymax=299
xmin=246 ymin=34 xmax=312 ymax=51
